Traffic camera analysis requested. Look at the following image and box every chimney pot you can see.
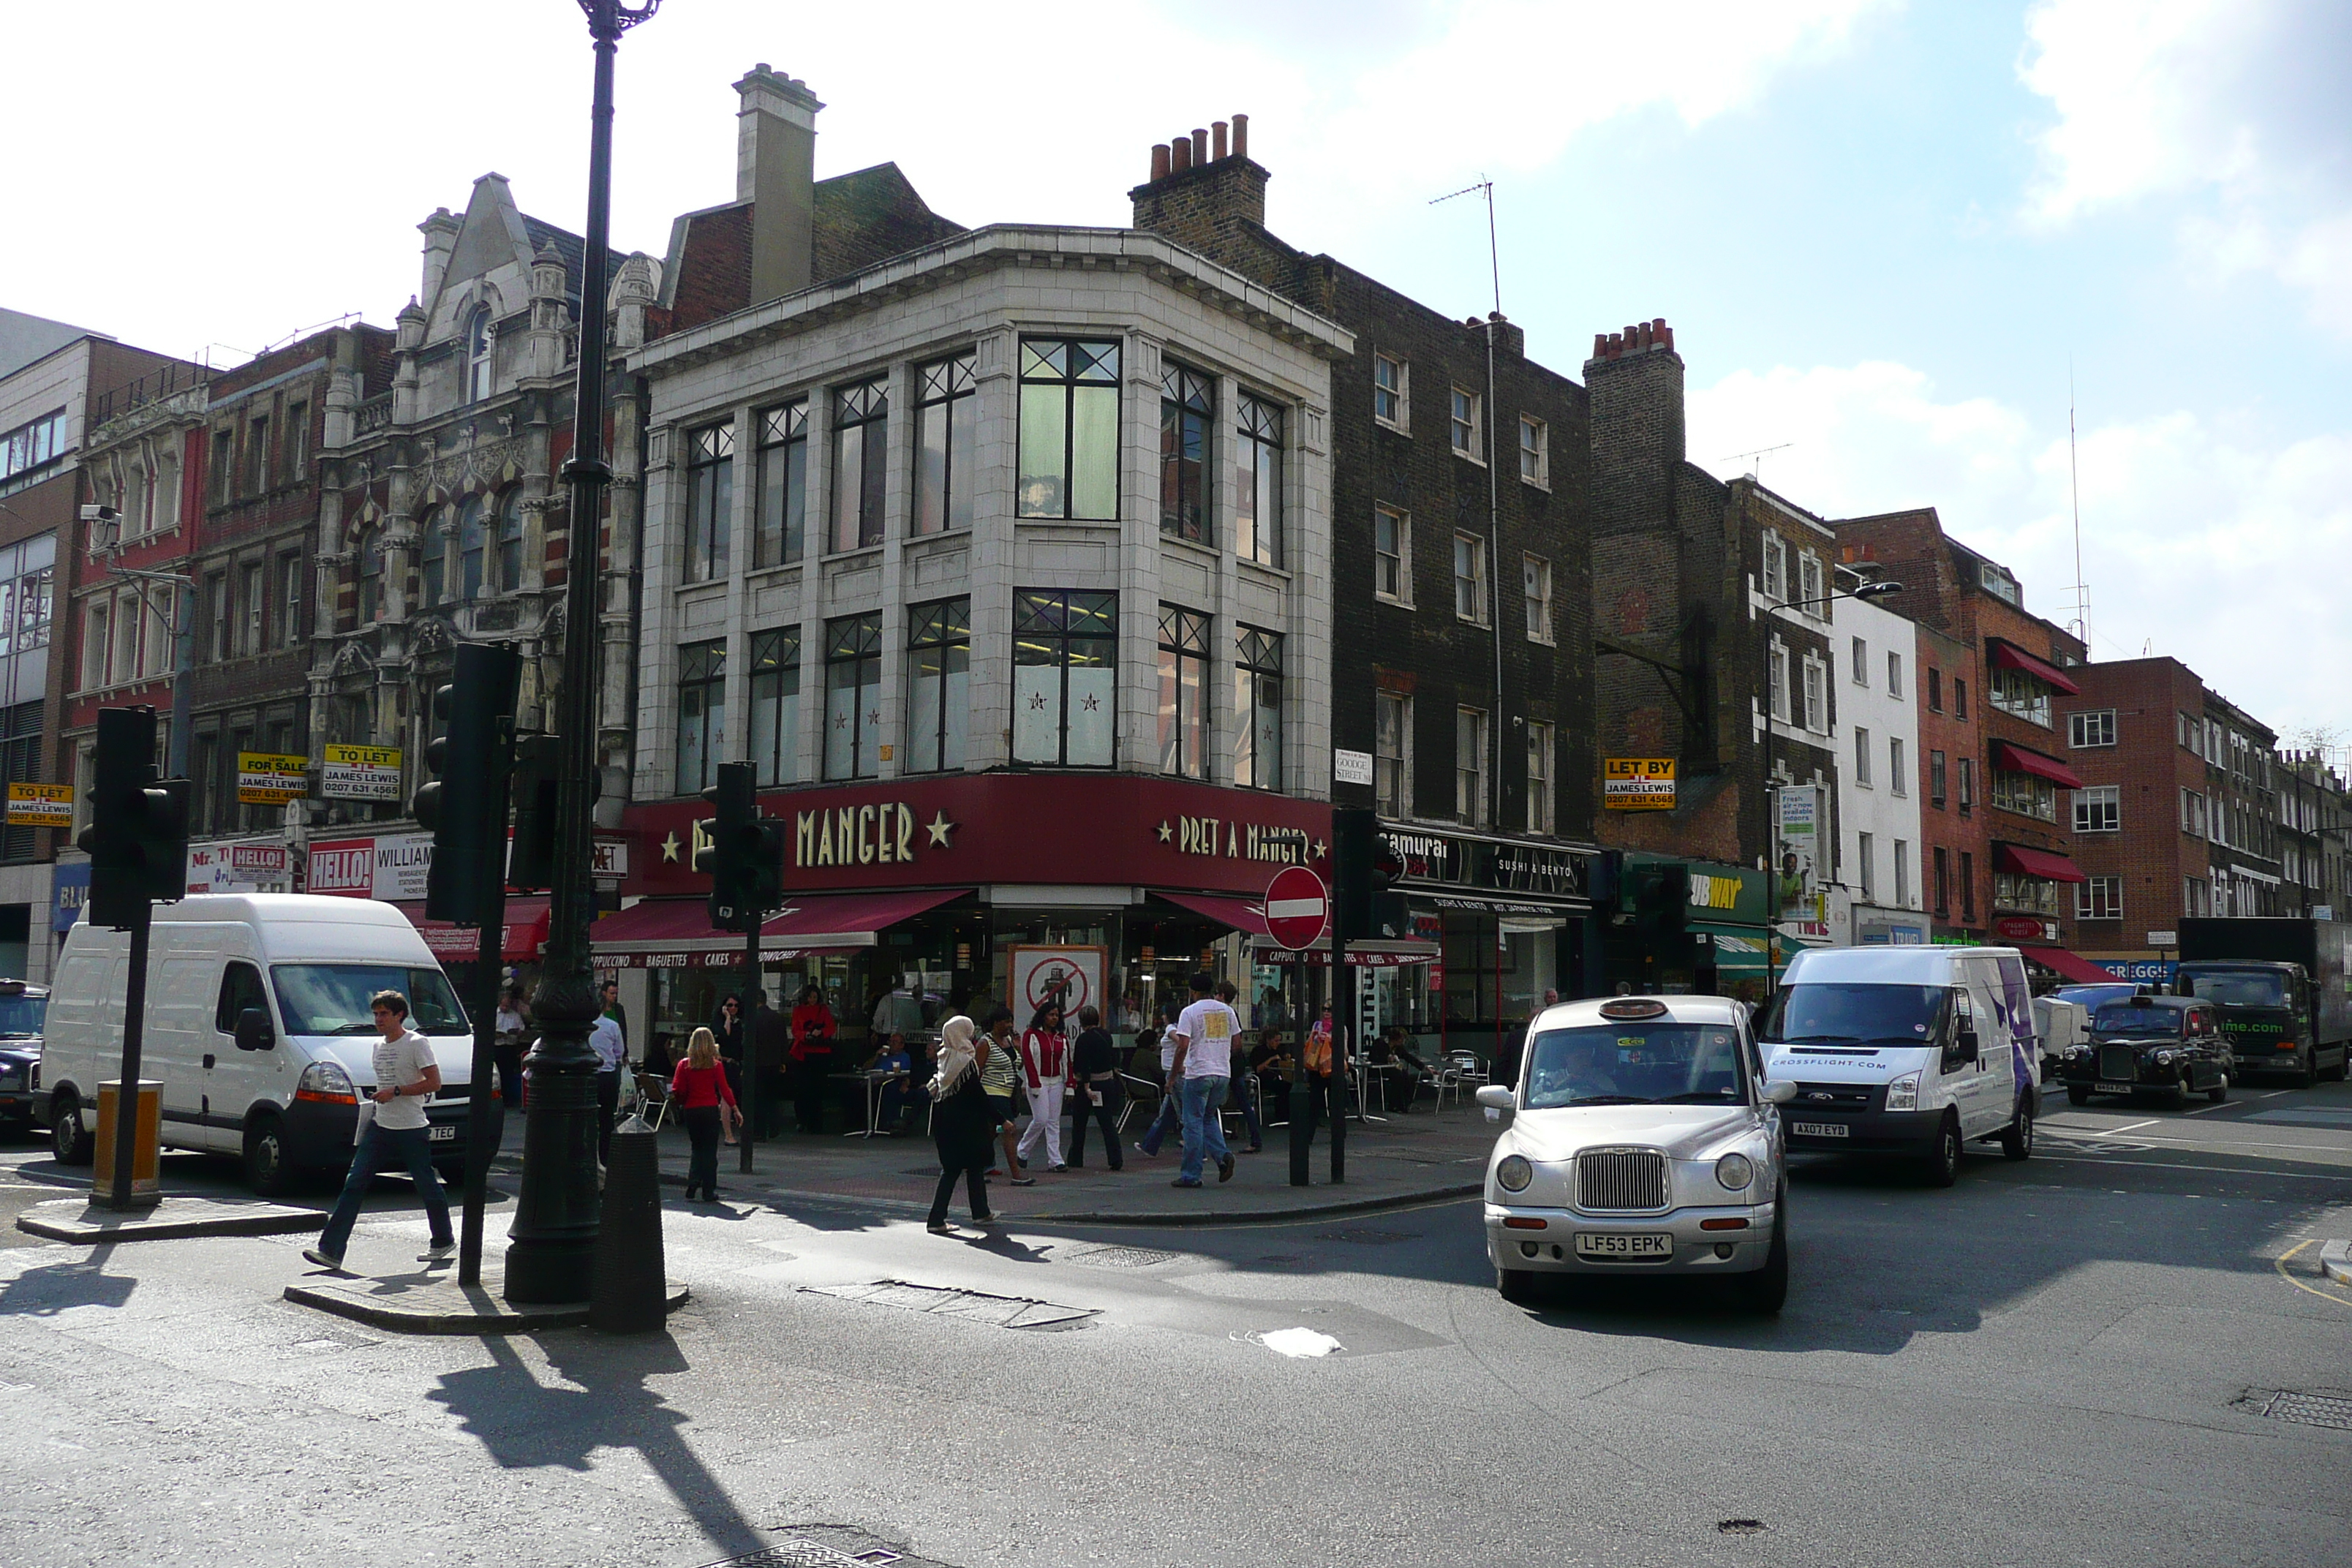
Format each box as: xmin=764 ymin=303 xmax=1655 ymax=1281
xmin=1191 ymin=128 xmax=1208 ymax=166
xmin=1232 ymin=113 xmax=1248 ymax=159
xmin=1151 ymin=143 xmax=1170 ymax=182
xmin=1169 ymin=135 xmax=1191 ymax=173
xmin=1213 ymin=120 xmax=1229 ymax=161
xmin=1637 ymin=322 xmax=1653 ymax=349
xmin=1660 ymin=323 xmax=1675 ymax=351
xmin=1592 ymin=333 xmax=1608 ymax=359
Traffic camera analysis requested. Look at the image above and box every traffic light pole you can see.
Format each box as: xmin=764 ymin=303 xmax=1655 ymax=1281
xmin=458 ymin=731 xmax=512 ymax=1289
xmin=104 ymin=910 xmax=153 ymax=1212
xmin=738 ymin=919 xmax=760 ymax=1174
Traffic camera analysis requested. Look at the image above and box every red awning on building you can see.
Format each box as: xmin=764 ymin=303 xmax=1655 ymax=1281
xmin=587 ymin=889 xmax=969 ymax=967
xmin=2019 ymin=944 xmax=2119 ymax=984
xmin=1991 ymin=741 xmax=2086 ymax=790
xmin=1154 ymin=890 xmax=1270 ymax=935
xmin=1987 ymin=639 xmax=2084 ymax=696
xmin=399 ymin=898 xmax=549 ymax=963
xmin=1994 ymin=843 xmax=2087 ymax=883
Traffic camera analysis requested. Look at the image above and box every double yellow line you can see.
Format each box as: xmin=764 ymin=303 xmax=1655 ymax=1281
xmin=2273 ymin=1238 xmax=2352 ymax=1308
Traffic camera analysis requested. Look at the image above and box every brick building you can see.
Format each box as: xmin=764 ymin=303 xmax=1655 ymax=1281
xmin=2276 ymin=750 xmax=2350 ymax=920
xmin=1912 ymin=620 xmax=1982 ymax=938
xmin=1122 ymin=115 xmax=1599 ymax=1033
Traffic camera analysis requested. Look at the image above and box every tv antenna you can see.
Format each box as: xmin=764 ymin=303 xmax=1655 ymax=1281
xmin=1430 ymin=175 xmax=1504 ymax=836
xmin=1723 ymin=442 xmax=1792 ymax=482
xmin=2062 ymin=361 xmax=2090 ymax=650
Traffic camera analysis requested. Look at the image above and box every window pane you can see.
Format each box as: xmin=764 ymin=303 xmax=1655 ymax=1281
xmin=1018 ymin=384 xmax=1066 ymax=519
xmin=1066 ymin=638 xmax=1116 ymax=764
xmin=832 ymin=423 xmax=865 ymax=553
xmin=1071 ymin=385 xmax=1120 ymax=521
xmin=1012 ymin=638 xmax=1061 ymax=764
xmin=946 ymin=393 xmax=976 ymax=532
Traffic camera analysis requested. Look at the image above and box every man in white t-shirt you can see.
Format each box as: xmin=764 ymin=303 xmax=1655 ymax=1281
xmin=304 ymin=990 xmax=455 ymax=1273
xmin=1166 ymin=972 xmax=1239 ymax=1188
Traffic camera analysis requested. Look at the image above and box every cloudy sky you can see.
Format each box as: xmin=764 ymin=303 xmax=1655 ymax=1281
xmin=8 ymin=1 xmax=2348 ymax=746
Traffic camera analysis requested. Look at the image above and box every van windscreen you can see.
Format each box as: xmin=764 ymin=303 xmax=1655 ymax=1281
xmin=271 ymin=965 xmax=470 ymax=1036
xmin=1761 ymin=984 xmax=1949 ymax=1047
xmin=2179 ymin=969 xmax=2288 ymax=1008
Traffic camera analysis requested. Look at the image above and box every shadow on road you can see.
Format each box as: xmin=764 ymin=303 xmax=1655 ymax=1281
xmin=0 ymin=1240 xmax=135 ymax=1317
xmin=427 ymin=1330 xmax=766 ymax=1560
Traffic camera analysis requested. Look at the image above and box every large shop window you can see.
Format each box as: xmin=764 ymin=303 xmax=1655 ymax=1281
xmin=1159 ymin=362 xmax=1213 ymax=542
xmin=755 ymin=402 xmax=807 ymax=567
xmin=831 ymin=379 xmax=888 ymax=554
xmin=904 ymin=598 xmax=970 ymax=773
xmin=1019 ymin=339 xmax=1120 ymax=522
xmin=685 ymin=422 xmax=734 ymax=582
xmin=676 ymin=638 xmax=726 ymax=795
xmin=914 ymin=353 xmax=976 ymax=537
xmin=1233 ymin=625 xmax=1283 ymax=790
xmin=1156 ymin=604 xmax=1210 ymax=780
xmin=748 ymin=627 xmax=801 ymax=787
xmin=824 ymin=613 xmax=883 ymax=780
xmin=1013 ymin=589 xmax=1117 ymax=767
xmin=1235 ymin=393 xmax=1283 ymax=568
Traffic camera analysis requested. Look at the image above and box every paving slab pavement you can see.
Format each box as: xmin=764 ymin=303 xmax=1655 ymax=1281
xmin=15 ymin=1194 xmax=322 ymax=1243
xmin=284 ymin=1266 xmax=689 ymax=1334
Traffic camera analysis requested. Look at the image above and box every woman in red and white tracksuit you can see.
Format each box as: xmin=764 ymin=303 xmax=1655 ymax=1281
xmin=1015 ymin=1001 xmax=1071 ymax=1172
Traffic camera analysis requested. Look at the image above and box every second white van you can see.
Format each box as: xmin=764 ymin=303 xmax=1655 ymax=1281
xmin=1758 ymin=945 xmax=2040 ymax=1185
xmin=37 ymin=894 xmax=475 ymax=1194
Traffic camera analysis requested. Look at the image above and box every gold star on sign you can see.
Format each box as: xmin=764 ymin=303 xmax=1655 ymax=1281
xmin=926 ymin=812 xmax=956 ymax=848
xmin=1157 ymin=820 xmax=1172 ymax=843
xmin=661 ymin=832 xmax=682 ymax=864
xmin=1313 ymin=838 xmax=1327 ymax=859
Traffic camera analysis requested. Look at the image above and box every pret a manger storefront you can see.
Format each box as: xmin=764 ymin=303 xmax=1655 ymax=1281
xmin=606 ymin=774 xmax=1333 ymax=1062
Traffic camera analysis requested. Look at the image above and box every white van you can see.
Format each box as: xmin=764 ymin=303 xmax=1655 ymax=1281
xmin=37 ymin=894 xmax=474 ymax=1194
xmin=1758 ymin=945 xmax=2040 ymax=1185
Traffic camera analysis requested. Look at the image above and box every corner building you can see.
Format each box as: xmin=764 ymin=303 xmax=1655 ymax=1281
xmin=606 ymin=70 xmax=1351 ymax=1055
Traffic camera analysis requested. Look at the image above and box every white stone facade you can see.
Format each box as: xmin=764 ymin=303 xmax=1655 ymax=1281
xmin=1834 ymin=589 xmax=1927 ymax=941
xmin=630 ymin=225 xmax=1352 ymax=806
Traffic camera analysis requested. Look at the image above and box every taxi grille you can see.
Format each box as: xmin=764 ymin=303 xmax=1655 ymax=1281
xmin=2098 ymin=1045 xmax=2138 ymax=1082
xmin=1576 ymin=1148 xmax=1667 ymax=1213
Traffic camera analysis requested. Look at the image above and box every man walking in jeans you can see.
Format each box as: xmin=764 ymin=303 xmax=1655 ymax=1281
xmin=304 ymin=990 xmax=454 ymax=1272
xmin=1166 ymin=973 xmax=1237 ymax=1189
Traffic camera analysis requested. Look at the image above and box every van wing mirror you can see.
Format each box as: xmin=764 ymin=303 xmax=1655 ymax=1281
xmin=234 ymin=1007 xmax=276 ymax=1052
xmin=1949 ymin=1026 xmax=1979 ymax=1062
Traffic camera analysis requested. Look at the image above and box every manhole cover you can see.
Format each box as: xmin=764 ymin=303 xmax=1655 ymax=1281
xmin=801 ymin=1280 xmax=1098 ymax=1330
xmin=1060 ymin=1245 xmax=1178 ymax=1269
xmin=700 ymin=1543 xmax=896 ymax=1567
xmin=1316 ymin=1228 xmax=1417 ymax=1245
xmin=2250 ymin=1390 xmax=2352 ymax=1430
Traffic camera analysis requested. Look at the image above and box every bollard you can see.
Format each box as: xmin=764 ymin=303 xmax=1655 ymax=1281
xmin=589 ymin=1114 xmax=666 ymax=1333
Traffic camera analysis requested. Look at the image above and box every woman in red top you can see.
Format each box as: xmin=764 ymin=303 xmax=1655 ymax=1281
xmin=788 ymin=984 xmax=837 ymax=1134
xmin=1014 ymin=1001 xmax=1071 ymax=1172
xmin=670 ymin=1027 xmax=739 ymax=1203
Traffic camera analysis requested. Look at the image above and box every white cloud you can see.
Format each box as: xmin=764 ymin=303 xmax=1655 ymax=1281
xmin=1689 ymin=361 xmax=2352 ymax=737
xmin=2019 ymin=0 xmax=2352 ymax=332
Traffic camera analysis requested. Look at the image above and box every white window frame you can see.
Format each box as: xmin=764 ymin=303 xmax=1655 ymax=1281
xmin=1518 ymin=414 xmax=1548 ymax=489
xmin=1373 ymin=353 xmax=1408 ymax=432
xmin=2076 ymin=875 xmax=2122 ymax=921
xmin=1522 ymin=553 xmax=1553 ymax=645
xmin=1456 ymin=706 xmax=1488 ymax=826
xmin=82 ymin=598 xmax=109 ymax=690
xmin=2075 ymin=784 xmax=2120 ymax=834
xmin=2067 ymin=709 xmax=2117 ymax=748
xmin=1889 ymin=736 xmax=1907 ymax=798
xmin=1894 ymin=840 xmax=1911 ymax=906
xmin=1850 ymin=637 xmax=1868 ymax=685
xmin=1801 ymin=653 xmax=1828 ymax=734
xmin=1769 ymin=640 xmax=1791 ymax=724
xmin=1798 ymin=552 xmax=1825 ymax=615
xmin=1857 ymin=831 xmax=1876 ymax=901
xmin=1453 ymin=532 xmax=1488 ymax=625
xmin=1450 ymin=387 xmax=1482 ymax=461
xmin=1374 ymin=504 xmax=1412 ymax=606
xmin=1760 ymin=532 xmax=1787 ymax=603
xmin=1887 ymin=649 xmax=1903 ymax=697
xmin=1526 ymin=720 xmax=1553 ymax=834
xmin=1853 ymin=725 xmax=1873 ymax=787
xmin=1374 ymin=690 xmax=1411 ymax=817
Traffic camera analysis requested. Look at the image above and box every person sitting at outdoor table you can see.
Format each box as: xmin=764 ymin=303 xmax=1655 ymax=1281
xmin=1250 ymin=1031 xmax=1292 ymax=1124
xmin=1370 ymin=1025 xmax=1432 ymax=1112
xmin=853 ymin=1031 xmax=914 ymax=1133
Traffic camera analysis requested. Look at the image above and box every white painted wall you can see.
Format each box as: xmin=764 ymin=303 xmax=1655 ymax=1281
xmin=1833 ymin=592 xmax=1926 ymax=939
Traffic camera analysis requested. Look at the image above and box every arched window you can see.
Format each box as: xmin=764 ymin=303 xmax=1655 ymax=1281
xmin=417 ymin=506 xmax=444 ymax=606
xmin=466 ymin=307 xmax=493 ymax=404
xmin=355 ymin=530 xmax=380 ymax=625
xmin=495 ymin=489 xmax=524 ymax=592
xmin=458 ymin=495 xmax=486 ymax=601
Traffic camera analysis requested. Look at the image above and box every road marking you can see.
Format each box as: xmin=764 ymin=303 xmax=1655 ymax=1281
xmin=2273 ymin=1239 xmax=2352 ymax=1310
xmin=2098 ymin=1119 xmax=2160 ymax=1137
xmin=2035 ymin=1153 xmax=2352 ymax=1182
xmin=2182 ymin=1102 xmax=2229 ymax=1114
xmin=2257 ymin=1090 xmax=2291 ymax=1099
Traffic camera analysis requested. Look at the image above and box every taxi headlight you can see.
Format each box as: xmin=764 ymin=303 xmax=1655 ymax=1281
xmin=1715 ymin=1153 xmax=1753 ymax=1191
xmin=2153 ymin=1049 xmax=2176 ymax=1066
xmin=1885 ymin=1071 xmax=1921 ymax=1112
xmin=1495 ymin=1155 xmax=1533 ymax=1193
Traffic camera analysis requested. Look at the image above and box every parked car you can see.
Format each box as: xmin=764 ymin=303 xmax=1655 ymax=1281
xmin=2057 ymin=995 xmax=2231 ymax=1108
xmin=1476 ymin=994 xmax=1794 ymax=1313
xmin=0 ymin=980 xmax=48 ymax=1134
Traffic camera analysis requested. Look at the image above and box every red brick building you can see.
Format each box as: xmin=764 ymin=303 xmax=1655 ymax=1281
xmin=1912 ymin=620 xmax=1980 ymax=938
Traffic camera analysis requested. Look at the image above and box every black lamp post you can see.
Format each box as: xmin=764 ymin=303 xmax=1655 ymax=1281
xmin=1759 ymin=579 xmax=1902 ymax=997
xmin=504 ymin=0 xmax=662 ymax=1306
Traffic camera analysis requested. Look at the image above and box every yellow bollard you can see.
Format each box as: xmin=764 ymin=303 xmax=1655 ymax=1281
xmin=92 ymin=1079 xmax=162 ymax=1208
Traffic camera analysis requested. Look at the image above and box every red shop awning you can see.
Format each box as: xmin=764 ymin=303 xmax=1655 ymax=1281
xmin=1154 ymin=890 xmax=1270 ymax=935
xmin=1993 ymin=843 xmax=2087 ymax=883
xmin=2019 ymin=944 xmax=2119 ymax=984
xmin=1990 ymin=741 xmax=2085 ymax=790
xmin=1986 ymin=639 xmax=2083 ymax=696
xmin=399 ymin=898 xmax=549 ymax=963
xmin=588 ymin=889 xmax=969 ymax=968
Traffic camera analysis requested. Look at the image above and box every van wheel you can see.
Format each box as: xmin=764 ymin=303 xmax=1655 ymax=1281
xmin=1496 ymin=1267 xmax=1540 ymax=1305
xmin=1998 ymin=1096 xmax=2034 ymax=1161
xmin=2327 ymin=1050 xmax=2348 ymax=1084
xmin=50 ymin=1090 xmax=91 ymax=1166
xmin=243 ymin=1114 xmax=298 ymax=1199
xmin=2208 ymin=1069 xmax=2229 ymax=1104
xmin=2065 ymin=1085 xmax=2091 ymax=1107
xmin=2291 ymin=1054 xmax=2316 ymax=1090
xmin=1924 ymin=1112 xmax=1961 ymax=1188
xmin=1735 ymin=1199 xmax=1789 ymax=1315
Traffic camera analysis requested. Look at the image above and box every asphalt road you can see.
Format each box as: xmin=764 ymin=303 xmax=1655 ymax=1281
xmin=1 ymin=1070 xmax=2348 ymax=1568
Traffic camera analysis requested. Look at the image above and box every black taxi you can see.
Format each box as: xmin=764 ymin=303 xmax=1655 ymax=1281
xmin=2057 ymin=994 xmax=2232 ymax=1109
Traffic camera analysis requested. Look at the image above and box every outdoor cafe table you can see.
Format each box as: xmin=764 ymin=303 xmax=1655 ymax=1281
xmin=831 ymin=1069 xmax=907 ymax=1138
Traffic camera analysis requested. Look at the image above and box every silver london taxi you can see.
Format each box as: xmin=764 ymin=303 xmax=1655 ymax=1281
xmin=1477 ymin=995 xmax=1796 ymax=1313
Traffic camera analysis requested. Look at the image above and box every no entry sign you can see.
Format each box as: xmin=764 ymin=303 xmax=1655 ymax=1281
xmin=1264 ymin=865 xmax=1330 ymax=950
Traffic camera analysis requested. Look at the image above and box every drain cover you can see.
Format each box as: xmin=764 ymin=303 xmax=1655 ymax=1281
xmin=801 ymin=1280 xmax=1098 ymax=1330
xmin=700 ymin=1543 xmax=896 ymax=1567
xmin=1060 ymin=1244 xmax=1178 ymax=1269
xmin=2250 ymin=1390 xmax=2352 ymax=1430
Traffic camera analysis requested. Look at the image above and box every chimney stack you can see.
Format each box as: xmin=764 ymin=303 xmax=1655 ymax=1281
xmin=734 ymin=63 xmax=825 ymax=306
xmin=1586 ymin=317 xmax=1678 ymax=363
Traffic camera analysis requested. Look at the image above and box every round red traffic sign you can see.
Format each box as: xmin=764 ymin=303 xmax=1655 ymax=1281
xmin=1264 ymin=865 xmax=1330 ymax=951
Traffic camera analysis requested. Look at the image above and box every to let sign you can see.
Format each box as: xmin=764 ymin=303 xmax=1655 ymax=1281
xmin=5 ymin=783 xmax=73 ymax=827
xmin=238 ymin=753 xmax=309 ymax=806
xmin=1264 ymin=865 xmax=1329 ymax=951
xmin=1604 ymin=757 xmax=1676 ymax=810
xmin=321 ymin=744 xmax=403 ymax=801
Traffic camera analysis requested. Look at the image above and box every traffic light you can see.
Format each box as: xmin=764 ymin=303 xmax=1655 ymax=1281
xmin=1333 ymin=806 xmax=1407 ymax=943
xmin=506 ymin=733 xmax=562 ymax=892
xmin=750 ymin=818 xmax=789 ymax=916
xmin=1627 ymin=859 xmax=1690 ymax=938
xmin=412 ymin=643 xmax=519 ymax=924
xmin=696 ymin=761 xmax=762 ymax=932
xmin=79 ymin=706 xmax=189 ymax=930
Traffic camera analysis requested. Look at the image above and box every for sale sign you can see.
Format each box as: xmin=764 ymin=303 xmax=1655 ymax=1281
xmin=1604 ymin=757 xmax=1676 ymax=810
xmin=321 ymin=743 xmax=403 ymax=802
xmin=237 ymin=752 xmax=309 ymax=805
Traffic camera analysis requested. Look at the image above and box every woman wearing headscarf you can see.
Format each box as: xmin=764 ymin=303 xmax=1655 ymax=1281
xmin=924 ymin=1015 xmax=997 ymax=1233
xmin=668 ymin=1026 xmax=739 ymax=1203
xmin=1015 ymin=1000 xmax=1071 ymax=1173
